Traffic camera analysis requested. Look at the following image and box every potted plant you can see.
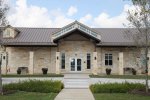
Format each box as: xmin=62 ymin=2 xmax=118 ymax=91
xmin=106 ymin=68 xmax=111 ymax=75
xmin=132 ymin=68 xmax=136 ymax=75
xmin=42 ymin=68 xmax=48 ymax=74
xmin=17 ymin=68 xmax=21 ymax=75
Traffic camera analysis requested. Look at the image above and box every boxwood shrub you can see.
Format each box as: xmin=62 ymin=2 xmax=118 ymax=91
xmin=3 ymin=80 xmax=63 ymax=93
xmin=90 ymin=82 xmax=145 ymax=93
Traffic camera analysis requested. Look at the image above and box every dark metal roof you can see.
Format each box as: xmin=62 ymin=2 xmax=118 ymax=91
xmin=0 ymin=27 xmax=135 ymax=46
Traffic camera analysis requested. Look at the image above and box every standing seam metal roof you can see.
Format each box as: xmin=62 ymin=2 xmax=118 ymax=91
xmin=0 ymin=27 xmax=135 ymax=46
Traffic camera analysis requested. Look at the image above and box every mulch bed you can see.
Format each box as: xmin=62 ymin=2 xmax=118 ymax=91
xmin=129 ymin=89 xmax=150 ymax=96
xmin=2 ymin=89 xmax=17 ymax=95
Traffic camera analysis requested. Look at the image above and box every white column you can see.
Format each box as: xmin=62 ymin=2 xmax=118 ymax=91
xmin=92 ymin=52 xmax=98 ymax=75
xmin=1 ymin=52 xmax=7 ymax=74
xmin=29 ymin=51 xmax=34 ymax=74
xmin=119 ymin=52 xmax=124 ymax=75
xmin=56 ymin=52 xmax=60 ymax=74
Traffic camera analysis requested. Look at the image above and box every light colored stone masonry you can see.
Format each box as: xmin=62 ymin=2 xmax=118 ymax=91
xmin=1 ymin=33 xmax=149 ymax=75
xmin=2 ymin=47 xmax=57 ymax=74
xmin=1 ymin=46 xmax=147 ymax=75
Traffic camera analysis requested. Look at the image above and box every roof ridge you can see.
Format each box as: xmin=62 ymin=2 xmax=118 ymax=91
xmin=15 ymin=27 xmax=61 ymax=29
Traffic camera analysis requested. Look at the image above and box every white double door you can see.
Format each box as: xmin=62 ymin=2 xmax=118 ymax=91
xmin=70 ymin=58 xmax=82 ymax=72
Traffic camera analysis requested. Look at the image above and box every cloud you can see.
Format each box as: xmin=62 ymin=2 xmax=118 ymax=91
xmin=7 ymin=0 xmax=135 ymax=28
xmin=67 ymin=6 xmax=78 ymax=16
xmin=7 ymin=0 xmax=73 ymax=27
xmin=79 ymin=4 xmax=135 ymax=28
xmin=79 ymin=14 xmax=92 ymax=24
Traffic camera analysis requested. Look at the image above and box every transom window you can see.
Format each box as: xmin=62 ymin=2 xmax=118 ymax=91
xmin=105 ymin=54 xmax=113 ymax=66
xmin=61 ymin=53 xmax=65 ymax=69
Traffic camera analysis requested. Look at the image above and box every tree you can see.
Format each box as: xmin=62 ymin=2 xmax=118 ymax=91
xmin=0 ymin=0 xmax=9 ymax=95
xmin=125 ymin=0 xmax=150 ymax=92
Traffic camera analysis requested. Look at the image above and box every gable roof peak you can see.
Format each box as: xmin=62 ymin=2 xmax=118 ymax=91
xmin=4 ymin=25 xmax=20 ymax=32
xmin=52 ymin=20 xmax=101 ymax=43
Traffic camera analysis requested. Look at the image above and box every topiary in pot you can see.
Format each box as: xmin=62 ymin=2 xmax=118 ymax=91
xmin=106 ymin=68 xmax=111 ymax=75
xmin=132 ymin=68 xmax=137 ymax=75
xmin=17 ymin=68 xmax=21 ymax=75
xmin=42 ymin=68 xmax=48 ymax=75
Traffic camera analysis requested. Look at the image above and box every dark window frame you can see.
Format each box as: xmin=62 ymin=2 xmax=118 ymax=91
xmin=61 ymin=53 xmax=65 ymax=69
xmin=105 ymin=54 xmax=113 ymax=66
xmin=87 ymin=53 xmax=91 ymax=69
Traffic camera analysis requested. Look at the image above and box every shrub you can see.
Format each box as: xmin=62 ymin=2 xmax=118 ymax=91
xmin=42 ymin=68 xmax=48 ymax=74
xmin=3 ymin=80 xmax=63 ymax=93
xmin=90 ymin=82 xmax=145 ymax=93
xmin=106 ymin=68 xmax=111 ymax=75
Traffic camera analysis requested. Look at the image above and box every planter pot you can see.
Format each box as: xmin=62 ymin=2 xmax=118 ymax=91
xmin=42 ymin=68 xmax=48 ymax=75
xmin=17 ymin=70 xmax=21 ymax=75
xmin=132 ymin=69 xmax=137 ymax=75
xmin=106 ymin=68 xmax=111 ymax=75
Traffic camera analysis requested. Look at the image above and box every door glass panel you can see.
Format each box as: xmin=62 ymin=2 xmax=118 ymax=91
xmin=77 ymin=59 xmax=81 ymax=71
xmin=71 ymin=58 xmax=75 ymax=71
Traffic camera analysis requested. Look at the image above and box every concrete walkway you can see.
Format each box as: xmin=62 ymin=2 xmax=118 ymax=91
xmin=54 ymin=89 xmax=95 ymax=100
xmin=55 ymin=74 xmax=95 ymax=100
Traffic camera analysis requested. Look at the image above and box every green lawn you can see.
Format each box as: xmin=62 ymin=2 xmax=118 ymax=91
xmin=2 ymin=74 xmax=64 ymax=77
xmin=90 ymin=75 xmax=150 ymax=79
xmin=94 ymin=93 xmax=150 ymax=100
xmin=0 ymin=92 xmax=57 ymax=100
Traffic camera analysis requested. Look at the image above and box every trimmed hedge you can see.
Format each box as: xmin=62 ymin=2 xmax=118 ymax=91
xmin=90 ymin=82 xmax=145 ymax=93
xmin=3 ymin=80 xmax=63 ymax=93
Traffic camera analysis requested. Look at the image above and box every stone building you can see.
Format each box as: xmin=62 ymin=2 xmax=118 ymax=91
xmin=0 ymin=21 xmax=150 ymax=75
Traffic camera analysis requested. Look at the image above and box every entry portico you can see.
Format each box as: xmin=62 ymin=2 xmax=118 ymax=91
xmin=53 ymin=21 xmax=101 ymax=74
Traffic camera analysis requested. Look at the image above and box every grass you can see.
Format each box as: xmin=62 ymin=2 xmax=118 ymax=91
xmin=90 ymin=75 xmax=150 ymax=79
xmin=94 ymin=93 xmax=150 ymax=100
xmin=0 ymin=91 xmax=57 ymax=100
xmin=2 ymin=74 xmax=64 ymax=77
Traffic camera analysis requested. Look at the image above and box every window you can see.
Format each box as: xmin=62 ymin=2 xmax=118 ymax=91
xmin=87 ymin=53 xmax=91 ymax=69
xmin=3 ymin=29 xmax=11 ymax=38
xmin=61 ymin=53 xmax=65 ymax=69
xmin=105 ymin=54 xmax=113 ymax=66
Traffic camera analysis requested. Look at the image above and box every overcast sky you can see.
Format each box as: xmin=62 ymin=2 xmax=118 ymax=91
xmin=7 ymin=0 xmax=134 ymax=28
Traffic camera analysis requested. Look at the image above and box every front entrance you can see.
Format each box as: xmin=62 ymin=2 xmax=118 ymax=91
xmin=70 ymin=58 xmax=81 ymax=72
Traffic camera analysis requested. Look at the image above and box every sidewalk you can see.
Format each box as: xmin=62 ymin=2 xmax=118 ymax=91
xmin=54 ymin=89 xmax=95 ymax=100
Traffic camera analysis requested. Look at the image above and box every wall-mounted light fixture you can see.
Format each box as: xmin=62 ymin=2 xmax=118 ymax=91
xmin=95 ymin=57 xmax=97 ymax=60
xmin=117 ymin=57 xmax=119 ymax=60
xmin=147 ymin=57 xmax=149 ymax=60
xmin=57 ymin=56 xmax=59 ymax=60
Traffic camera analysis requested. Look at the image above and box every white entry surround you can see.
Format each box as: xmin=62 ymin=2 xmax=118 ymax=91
xmin=119 ymin=52 xmax=124 ymax=75
xmin=56 ymin=52 xmax=60 ymax=74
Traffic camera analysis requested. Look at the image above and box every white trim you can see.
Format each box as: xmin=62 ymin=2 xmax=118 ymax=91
xmin=70 ymin=57 xmax=82 ymax=72
xmin=52 ymin=21 xmax=101 ymax=42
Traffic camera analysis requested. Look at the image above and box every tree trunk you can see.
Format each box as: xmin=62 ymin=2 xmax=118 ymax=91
xmin=145 ymin=47 xmax=149 ymax=93
xmin=0 ymin=61 xmax=3 ymax=95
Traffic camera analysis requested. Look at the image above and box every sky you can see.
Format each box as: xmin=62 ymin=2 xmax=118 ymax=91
xmin=7 ymin=0 xmax=134 ymax=28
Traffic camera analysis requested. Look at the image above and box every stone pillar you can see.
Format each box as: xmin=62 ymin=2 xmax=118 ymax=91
xmin=119 ymin=52 xmax=124 ymax=75
xmin=56 ymin=52 xmax=60 ymax=74
xmin=92 ymin=52 xmax=98 ymax=75
xmin=29 ymin=51 xmax=34 ymax=74
xmin=1 ymin=52 xmax=8 ymax=74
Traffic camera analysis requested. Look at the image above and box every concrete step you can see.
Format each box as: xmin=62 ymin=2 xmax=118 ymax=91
xmin=64 ymin=78 xmax=89 ymax=88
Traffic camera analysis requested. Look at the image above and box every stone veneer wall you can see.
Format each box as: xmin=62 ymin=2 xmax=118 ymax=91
xmin=97 ymin=47 xmax=141 ymax=75
xmin=2 ymin=47 xmax=57 ymax=74
xmin=58 ymin=40 xmax=95 ymax=73
xmin=1 ymin=46 xmax=142 ymax=75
